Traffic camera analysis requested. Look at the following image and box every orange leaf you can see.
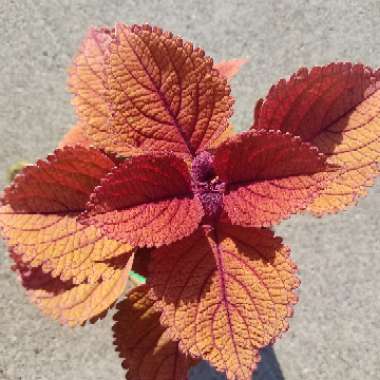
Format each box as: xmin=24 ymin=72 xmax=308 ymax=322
xmin=149 ymin=224 xmax=299 ymax=380
xmin=68 ymin=27 xmax=139 ymax=157
xmin=113 ymin=285 xmax=196 ymax=380
xmin=31 ymin=258 xmax=132 ymax=327
xmin=206 ymin=123 xmax=236 ymax=149
xmin=214 ymin=130 xmax=334 ymax=227
xmin=58 ymin=122 xmax=92 ymax=148
xmin=68 ymin=28 xmax=113 ymax=147
xmin=0 ymin=146 xmax=133 ymax=285
xmin=214 ymin=59 xmax=247 ymax=80
xmin=253 ymin=62 xmax=380 ymax=214
xmin=105 ymin=23 xmax=233 ymax=158
xmin=83 ymin=153 xmax=204 ymax=247
xmin=0 ymin=205 xmax=132 ymax=284
xmin=10 ymin=250 xmax=133 ymax=326
xmin=10 ymin=250 xmax=73 ymax=293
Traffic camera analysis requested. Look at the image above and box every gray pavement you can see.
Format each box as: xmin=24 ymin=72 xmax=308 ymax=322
xmin=0 ymin=1 xmax=380 ymax=379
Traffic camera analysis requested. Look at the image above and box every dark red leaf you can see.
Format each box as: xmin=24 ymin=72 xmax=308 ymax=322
xmin=82 ymin=153 xmax=204 ymax=247
xmin=214 ymin=130 xmax=334 ymax=227
xmin=253 ymin=62 xmax=380 ymax=214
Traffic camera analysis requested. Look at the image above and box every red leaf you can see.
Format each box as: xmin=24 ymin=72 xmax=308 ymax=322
xmin=149 ymin=224 xmax=299 ymax=380
xmin=214 ymin=59 xmax=247 ymax=80
xmin=0 ymin=146 xmax=134 ymax=285
xmin=113 ymin=285 xmax=196 ymax=380
xmin=83 ymin=153 xmax=204 ymax=247
xmin=213 ymin=130 xmax=334 ymax=227
xmin=105 ymin=23 xmax=233 ymax=158
xmin=3 ymin=146 xmax=114 ymax=212
xmin=253 ymin=62 xmax=380 ymax=214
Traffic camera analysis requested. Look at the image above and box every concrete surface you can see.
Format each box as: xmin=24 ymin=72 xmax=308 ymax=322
xmin=1 ymin=1 xmax=380 ymax=379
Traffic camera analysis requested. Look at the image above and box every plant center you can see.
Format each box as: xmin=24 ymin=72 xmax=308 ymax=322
xmin=191 ymin=151 xmax=225 ymax=223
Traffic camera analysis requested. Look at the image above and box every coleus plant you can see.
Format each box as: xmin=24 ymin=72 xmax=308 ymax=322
xmin=1 ymin=23 xmax=380 ymax=380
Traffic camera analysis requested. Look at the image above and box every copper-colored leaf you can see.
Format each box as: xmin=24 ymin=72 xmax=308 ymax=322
xmin=0 ymin=205 xmax=132 ymax=284
xmin=149 ymin=224 xmax=299 ymax=380
xmin=0 ymin=146 xmax=133 ymax=284
xmin=253 ymin=62 xmax=380 ymax=214
xmin=68 ymin=27 xmax=113 ymax=148
xmin=10 ymin=250 xmax=73 ymax=293
xmin=105 ymin=23 xmax=233 ymax=158
xmin=58 ymin=122 xmax=92 ymax=148
xmin=83 ymin=153 xmax=204 ymax=247
xmin=32 ymin=259 xmax=132 ymax=327
xmin=214 ymin=130 xmax=334 ymax=227
xmin=113 ymin=285 xmax=196 ymax=380
xmin=10 ymin=250 xmax=133 ymax=326
xmin=214 ymin=59 xmax=247 ymax=80
xmin=68 ymin=27 xmax=140 ymax=157
xmin=206 ymin=123 xmax=236 ymax=149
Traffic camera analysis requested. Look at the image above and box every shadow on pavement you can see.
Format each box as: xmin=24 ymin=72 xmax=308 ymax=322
xmin=189 ymin=346 xmax=284 ymax=380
